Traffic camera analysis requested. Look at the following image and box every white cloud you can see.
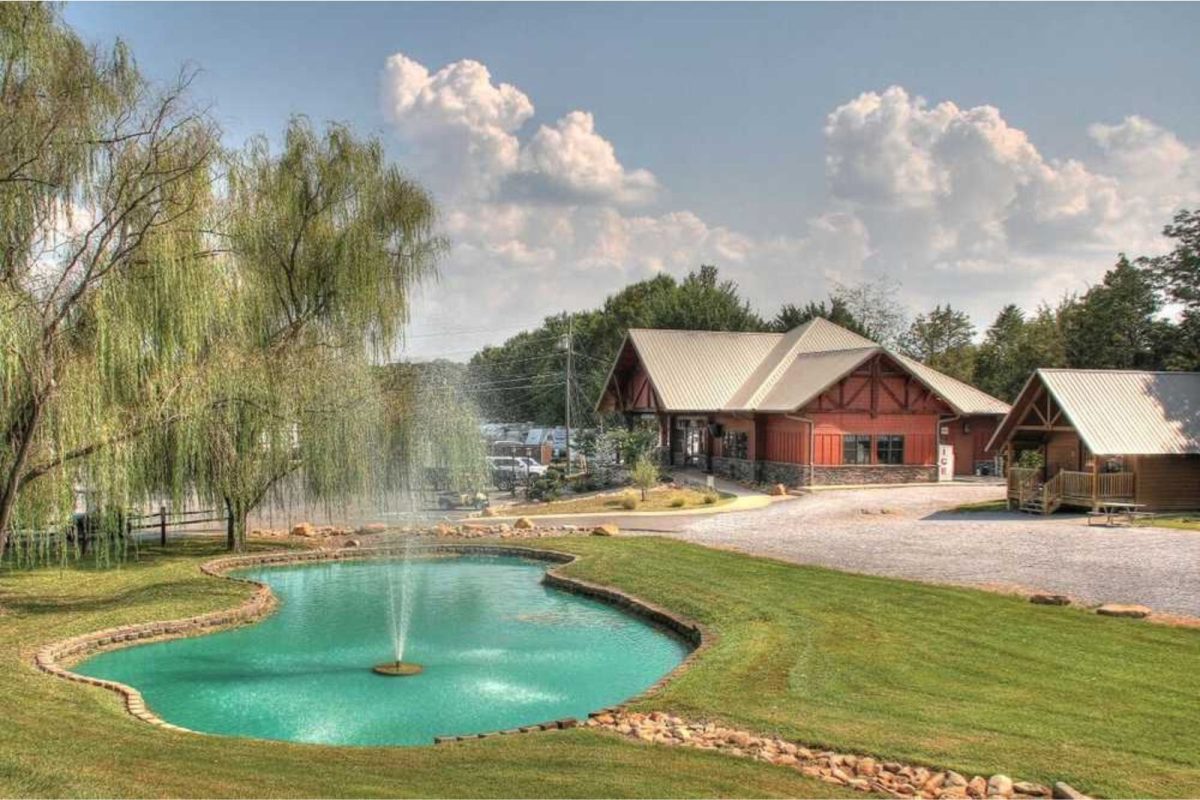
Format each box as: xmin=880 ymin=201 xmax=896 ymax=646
xmin=380 ymin=57 xmax=1199 ymax=357
xmin=821 ymin=87 xmax=1199 ymax=321
xmin=381 ymin=54 xmax=533 ymax=199
xmin=511 ymin=111 xmax=658 ymax=206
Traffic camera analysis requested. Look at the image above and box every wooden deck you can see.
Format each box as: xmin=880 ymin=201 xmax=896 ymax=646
xmin=1007 ymin=468 xmax=1135 ymax=514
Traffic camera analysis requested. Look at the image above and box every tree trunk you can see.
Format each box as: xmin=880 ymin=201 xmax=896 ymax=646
xmin=0 ymin=396 xmax=45 ymax=560
xmin=224 ymin=496 xmax=247 ymax=552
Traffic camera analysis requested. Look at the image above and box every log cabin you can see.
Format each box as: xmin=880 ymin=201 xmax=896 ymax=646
xmin=988 ymin=369 xmax=1200 ymax=512
xmin=595 ymin=318 xmax=1010 ymax=487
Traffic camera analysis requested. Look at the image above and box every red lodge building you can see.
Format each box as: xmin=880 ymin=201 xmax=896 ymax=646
xmin=596 ymin=318 xmax=1010 ymax=486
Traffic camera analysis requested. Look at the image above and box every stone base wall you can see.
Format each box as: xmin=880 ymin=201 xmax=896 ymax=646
xmin=710 ymin=457 xmax=935 ymax=488
xmin=760 ymin=461 xmax=807 ymax=487
xmin=712 ymin=456 xmax=758 ymax=483
xmin=812 ymin=466 xmax=937 ymax=485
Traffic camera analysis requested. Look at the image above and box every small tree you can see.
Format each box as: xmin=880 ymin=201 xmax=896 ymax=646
xmin=191 ymin=118 xmax=442 ymax=551
xmin=630 ymin=455 xmax=659 ymax=502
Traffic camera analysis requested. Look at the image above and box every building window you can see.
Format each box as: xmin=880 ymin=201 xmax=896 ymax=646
xmin=843 ymin=434 xmax=871 ymax=465
xmin=723 ymin=431 xmax=749 ymax=460
xmin=876 ymin=435 xmax=904 ymax=465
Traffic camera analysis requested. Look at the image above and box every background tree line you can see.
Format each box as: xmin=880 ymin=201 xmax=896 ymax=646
xmin=465 ymin=213 xmax=1200 ymax=423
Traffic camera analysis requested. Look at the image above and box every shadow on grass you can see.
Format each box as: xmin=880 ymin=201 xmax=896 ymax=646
xmin=0 ymin=537 xmax=298 ymax=615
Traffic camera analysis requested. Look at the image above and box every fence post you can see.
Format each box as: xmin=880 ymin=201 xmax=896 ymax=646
xmin=159 ymin=505 xmax=167 ymax=547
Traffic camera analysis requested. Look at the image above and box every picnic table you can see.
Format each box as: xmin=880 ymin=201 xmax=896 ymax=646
xmin=1087 ymin=501 xmax=1147 ymax=527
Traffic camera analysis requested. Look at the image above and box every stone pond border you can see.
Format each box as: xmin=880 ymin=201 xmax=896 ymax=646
xmin=31 ymin=540 xmax=1091 ymax=799
xmin=31 ymin=542 xmax=710 ymax=741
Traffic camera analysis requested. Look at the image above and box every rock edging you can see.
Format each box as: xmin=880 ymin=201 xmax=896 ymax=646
xmin=587 ymin=711 xmax=1091 ymax=800
xmin=32 ymin=542 xmax=708 ymax=741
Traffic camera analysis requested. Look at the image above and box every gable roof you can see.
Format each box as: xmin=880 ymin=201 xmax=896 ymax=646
xmin=990 ymin=369 xmax=1200 ymax=455
xmin=625 ymin=328 xmax=781 ymax=412
xmin=890 ymin=352 xmax=1013 ymax=416
xmin=610 ymin=317 xmax=1010 ymax=416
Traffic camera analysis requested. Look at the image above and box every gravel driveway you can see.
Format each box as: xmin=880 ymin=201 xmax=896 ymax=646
xmin=663 ymin=484 xmax=1200 ymax=617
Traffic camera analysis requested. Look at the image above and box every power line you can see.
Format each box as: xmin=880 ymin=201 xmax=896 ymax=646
xmin=395 ymin=330 xmax=570 ymax=360
xmin=401 ymin=318 xmax=555 ymax=339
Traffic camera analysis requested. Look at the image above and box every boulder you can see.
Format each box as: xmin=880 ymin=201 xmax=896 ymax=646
xmin=1051 ymin=782 xmax=1091 ymax=800
xmin=513 ymin=517 xmax=535 ymax=530
xmin=770 ymin=483 xmax=788 ymax=496
xmin=592 ymin=524 xmax=619 ymax=537
xmin=343 ymin=538 xmax=361 ymax=549
xmin=945 ymin=771 xmax=969 ymax=788
xmin=1030 ymin=593 xmax=1071 ymax=606
xmin=433 ymin=522 xmax=456 ymax=537
xmin=290 ymin=522 xmax=315 ymax=538
xmin=988 ymin=774 xmax=1014 ymax=798
xmin=1096 ymin=603 xmax=1151 ymax=618
xmin=967 ymin=776 xmax=989 ymax=798
xmin=1013 ymin=781 xmax=1050 ymax=797
xmin=481 ymin=506 xmax=497 ymax=517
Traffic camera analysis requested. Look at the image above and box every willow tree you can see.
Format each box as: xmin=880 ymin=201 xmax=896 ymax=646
xmin=191 ymin=118 xmax=442 ymax=551
xmin=0 ymin=4 xmax=222 ymax=562
xmin=379 ymin=362 xmax=490 ymax=502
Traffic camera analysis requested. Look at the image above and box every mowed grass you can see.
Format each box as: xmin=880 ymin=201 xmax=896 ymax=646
xmin=0 ymin=539 xmax=844 ymax=799
xmin=535 ymin=537 xmax=1200 ymax=799
xmin=1136 ymin=513 xmax=1200 ymax=532
xmin=503 ymin=486 xmax=730 ymax=516
xmin=3 ymin=537 xmax=1199 ymax=797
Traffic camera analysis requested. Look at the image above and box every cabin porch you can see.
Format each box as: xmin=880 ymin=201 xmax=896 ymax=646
xmin=1006 ymin=466 xmax=1136 ymax=514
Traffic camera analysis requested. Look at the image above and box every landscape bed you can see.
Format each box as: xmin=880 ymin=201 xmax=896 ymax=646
xmin=500 ymin=486 xmax=732 ymax=516
xmin=2 ymin=537 xmax=1198 ymax=798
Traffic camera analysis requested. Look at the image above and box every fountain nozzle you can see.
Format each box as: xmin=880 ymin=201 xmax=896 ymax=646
xmin=372 ymin=661 xmax=423 ymax=676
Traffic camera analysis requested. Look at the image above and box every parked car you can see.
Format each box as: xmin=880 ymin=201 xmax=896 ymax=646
xmin=487 ymin=456 xmax=547 ymax=487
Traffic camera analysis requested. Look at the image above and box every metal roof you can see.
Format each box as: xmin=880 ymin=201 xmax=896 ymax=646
xmin=755 ymin=347 xmax=880 ymax=411
xmin=889 ymin=351 xmax=1013 ymax=416
xmin=616 ymin=318 xmax=1010 ymax=415
xmin=627 ymin=328 xmax=781 ymax=412
xmin=1029 ymin=370 xmax=1200 ymax=455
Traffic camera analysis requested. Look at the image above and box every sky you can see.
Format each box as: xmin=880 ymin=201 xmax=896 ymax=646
xmin=66 ymin=2 xmax=1200 ymax=360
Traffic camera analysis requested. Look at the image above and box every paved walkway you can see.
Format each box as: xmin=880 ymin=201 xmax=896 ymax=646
xmin=659 ymin=484 xmax=1200 ymax=618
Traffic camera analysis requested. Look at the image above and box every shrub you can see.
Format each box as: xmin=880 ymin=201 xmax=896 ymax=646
xmin=1015 ymin=449 xmax=1045 ymax=471
xmin=526 ymin=471 xmax=564 ymax=502
xmin=630 ymin=455 xmax=660 ymax=501
xmin=669 ymin=496 xmax=686 ymax=508
xmin=620 ymin=492 xmax=639 ymax=510
xmin=702 ymin=491 xmax=718 ymax=505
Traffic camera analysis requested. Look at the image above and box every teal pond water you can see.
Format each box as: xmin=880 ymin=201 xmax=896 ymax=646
xmin=77 ymin=555 xmax=690 ymax=745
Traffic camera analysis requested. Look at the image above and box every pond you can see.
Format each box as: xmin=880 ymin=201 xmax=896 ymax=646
xmin=76 ymin=554 xmax=690 ymax=745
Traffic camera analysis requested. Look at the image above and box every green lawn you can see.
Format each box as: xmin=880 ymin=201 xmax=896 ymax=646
xmin=0 ymin=540 xmax=843 ymax=799
xmin=3 ymin=537 xmax=1199 ymax=798
xmin=1136 ymin=513 xmax=1200 ymax=532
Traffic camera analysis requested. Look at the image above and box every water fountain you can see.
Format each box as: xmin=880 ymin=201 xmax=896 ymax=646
xmin=375 ymin=534 xmax=422 ymax=676
xmin=368 ymin=369 xmax=493 ymax=677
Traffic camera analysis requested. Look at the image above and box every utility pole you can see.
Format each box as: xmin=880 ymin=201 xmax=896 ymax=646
xmin=562 ymin=316 xmax=573 ymax=473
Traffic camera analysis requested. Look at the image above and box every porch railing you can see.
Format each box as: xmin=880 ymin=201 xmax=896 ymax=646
xmin=1007 ymin=467 xmax=1136 ymax=511
xmin=1097 ymin=471 xmax=1136 ymax=500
